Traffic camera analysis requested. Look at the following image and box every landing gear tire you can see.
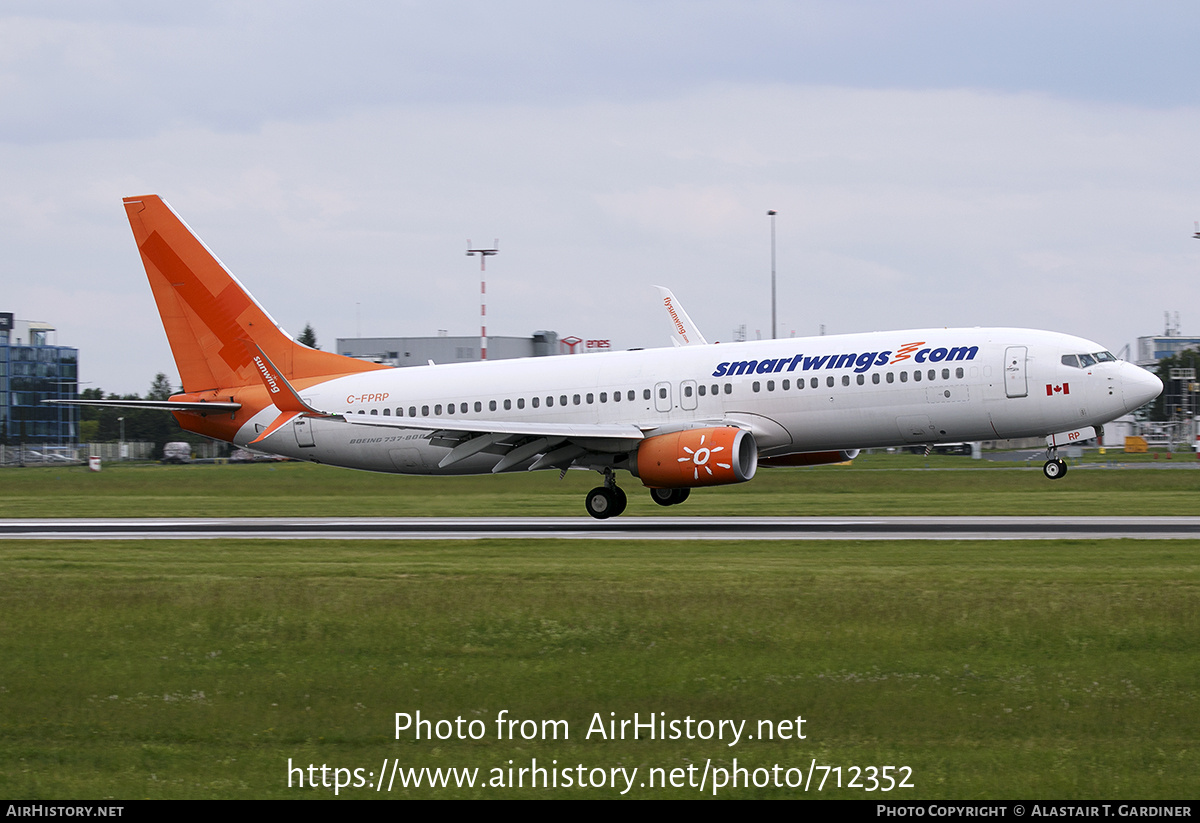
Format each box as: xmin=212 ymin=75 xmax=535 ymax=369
xmin=586 ymin=486 xmax=619 ymax=519
xmin=649 ymin=487 xmax=691 ymax=507
xmin=1043 ymin=459 xmax=1067 ymax=480
xmin=611 ymin=486 xmax=628 ymax=517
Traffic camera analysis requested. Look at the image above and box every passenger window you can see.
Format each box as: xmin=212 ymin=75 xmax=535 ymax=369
xmin=886 ymin=373 xmax=894 ymax=384
xmin=810 ymin=378 xmax=818 ymax=388
xmin=532 ymin=397 xmax=539 ymax=408
xmin=370 ymin=408 xmax=378 ymax=415
xmin=900 ymin=372 xmax=908 ymax=383
xmin=517 ymin=398 xmax=525 ymax=409
xmin=408 ymin=406 xmax=416 ymax=417
xmin=827 ymin=376 xmax=834 ymax=387
xmin=942 ymin=369 xmax=949 ymax=380
xmin=927 ymin=370 xmax=935 ymax=381
xmin=796 ymin=378 xmax=804 ymax=390
xmin=613 ymin=391 xmax=621 ymax=403
xmin=684 ymin=385 xmax=693 ymax=397
xmin=856 ymin=374 xmax=864 ymax=385
xmin=842 ymin=375 xmax=850 ymax=386
xmin=421 ymin=405 xmax=429 ymax=416
xmin=586 ymin=393 xmax=593 ymax=404
xmin=546 ymin=396 xmax=554 ymax=407
xmin=434 ymin=404 xmax=442 ymax=415
xmin=956 ymin=368 xmax=964 ymax=379
xmin=697 ymin=385 xmax=706 ymax=397
xmin=872 ymin=373 xmax=880 ymax=384
xmin=643 ymin=389 xmax=651 ymax=400
xmin=573 ymin=394 xmax=581 ymax=405
xmin=724 ymin=383 xmax=732 ymax=394
xmin=629 ymin=390 xmax=636 ymax=401
xmin=474 ymin=401 xmax=482 ymax=412
xmin=782 ymin=379 xmax=790 ymax=390
xmin=753 ymin=381 xmax=761 ymax=392
xmin=503 ymin=399 xmax=510 ymax=410
xmin=489 ymin=400 xmax=496 ymax=411
xmin=461 ymin=403 xmax=468 ymax=413
xmin=913 ymin=371 xmax=922 ymax=382
xmin=600 ymin=392 xmax=608 ymax=402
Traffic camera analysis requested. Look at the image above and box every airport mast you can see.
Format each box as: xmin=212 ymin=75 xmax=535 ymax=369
xmin=467 ymin=240 xmax=499 ymax=360
xmin=768 ymin=210 xmax=777 ymax=339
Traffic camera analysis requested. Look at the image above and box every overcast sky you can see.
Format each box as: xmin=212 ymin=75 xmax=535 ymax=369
xmin=3 ymin=1 xmax=1198 ymax=394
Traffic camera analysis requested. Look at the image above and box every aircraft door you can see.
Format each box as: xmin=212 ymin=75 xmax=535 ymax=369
xmin=654 ymin=381 xmax=672 ymax=413
xmin=680 ymin=380 xmax=698 ymax=411
xmin=294 ymin=416 xmax=316 ymax=447
xmin=1004 ymin=346 xmax=1028 ymax=398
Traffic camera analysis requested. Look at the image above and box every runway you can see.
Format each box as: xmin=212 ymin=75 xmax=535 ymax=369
xmin=1 ymin=516 xmax=1198 ymax=540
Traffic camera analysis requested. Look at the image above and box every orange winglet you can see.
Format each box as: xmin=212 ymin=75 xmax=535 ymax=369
xmin=240 ymin=339 xmax=329 ymax=416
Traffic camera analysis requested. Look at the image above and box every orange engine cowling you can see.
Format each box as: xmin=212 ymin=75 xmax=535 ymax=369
xmin=758 ymin=449 xmax=860 ymax=467
xmin=634 ymin=427 xmax=758 ymax=488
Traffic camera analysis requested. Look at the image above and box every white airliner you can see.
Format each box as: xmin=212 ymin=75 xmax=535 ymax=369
xmin=55 ymin=196 xmax=1164 ymax=518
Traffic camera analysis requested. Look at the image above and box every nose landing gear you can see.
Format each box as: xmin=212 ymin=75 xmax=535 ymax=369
xmin=1043 ymin=447 xmax=1068 ymax=480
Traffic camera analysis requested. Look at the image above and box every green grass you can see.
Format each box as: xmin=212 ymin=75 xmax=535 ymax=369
xmin=2 ymin=454 xmax=1200 ymax=517
xmin=0 ymin=538 xmax=1197 ymax=799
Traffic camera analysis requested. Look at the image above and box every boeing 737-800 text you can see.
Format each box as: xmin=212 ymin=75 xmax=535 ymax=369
xmin=53 ymin=196 xmax=1164 ymax=518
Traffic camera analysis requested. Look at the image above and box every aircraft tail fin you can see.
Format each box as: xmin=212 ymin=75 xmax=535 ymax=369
xmin=122 ymin=195 xmax=387 ymax=394
xmin=653 ymin=286 xmax=708 ymax=347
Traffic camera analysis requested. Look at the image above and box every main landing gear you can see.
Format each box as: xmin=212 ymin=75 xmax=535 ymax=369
xmin=585 ymin=469 xmax=627 ymax=519
xmin=649 ymin=487 xmax=690 ymax=507
xmin=1043 ymin=447 xmax=1068 ymax=480
xmin=585 ymin=472 xmax=696 ymax=519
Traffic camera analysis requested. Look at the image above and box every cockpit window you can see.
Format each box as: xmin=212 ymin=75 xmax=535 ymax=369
xmin=1063 ymin=351 xmax=1116 ymax=369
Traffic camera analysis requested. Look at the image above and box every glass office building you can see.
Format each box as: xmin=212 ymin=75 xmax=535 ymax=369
xmin=0 ymin=312 xmax=79 ymax=447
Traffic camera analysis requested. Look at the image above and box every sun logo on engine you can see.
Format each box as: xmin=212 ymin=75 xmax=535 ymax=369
xmin=677 ymin=433 xmax=732 ymax=481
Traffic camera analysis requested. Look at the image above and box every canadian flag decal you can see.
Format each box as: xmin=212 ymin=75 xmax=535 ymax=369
xmin=1045 ymin=383 xmax=1070 ymax=396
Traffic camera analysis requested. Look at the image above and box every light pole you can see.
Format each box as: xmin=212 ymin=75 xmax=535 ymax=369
xmin=467 ymin=240 xmax=499 ymax=360
xmin=118 ymin=416 xmax=125 ymax=462
xmin=767 ymin=210 xmax=777 ymax=339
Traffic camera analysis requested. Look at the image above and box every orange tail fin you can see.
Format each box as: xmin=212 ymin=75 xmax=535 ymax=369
xmin=123 ymin=195 xmax=386 ymax=393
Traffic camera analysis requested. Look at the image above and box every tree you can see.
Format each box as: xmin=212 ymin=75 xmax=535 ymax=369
xmin=299 ymin=324 xmax=319 ymax=350
xmin=147 ymin=372 xmax=174 ymax=401
xmin=1150 ymin=349 xmax=1200 ymax=422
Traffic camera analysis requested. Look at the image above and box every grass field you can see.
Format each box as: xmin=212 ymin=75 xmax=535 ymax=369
xmin=0 ymin=460 xmax=1197 ymax=799
xmin=2 ymin=453 xmax=1200 ymax=518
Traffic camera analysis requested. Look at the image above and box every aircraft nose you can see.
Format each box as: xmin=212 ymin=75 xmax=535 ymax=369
xmin=1122 ymin=363 xmax=1163 ymax=412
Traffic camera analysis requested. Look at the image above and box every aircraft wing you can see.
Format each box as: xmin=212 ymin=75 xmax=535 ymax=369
xmin=342 ymin=414 xmax=647 ymax=439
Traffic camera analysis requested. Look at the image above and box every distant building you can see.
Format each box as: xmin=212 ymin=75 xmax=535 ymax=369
xmin=1136 ymin=335 xmax=1200 ymax=368
xmin=336 ymin=331 xmax=561 ymax=367
xmin=0 ymin=313 xmax=79 ymax=446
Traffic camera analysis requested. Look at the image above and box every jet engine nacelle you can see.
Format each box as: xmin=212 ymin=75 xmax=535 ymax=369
xmin=758 ymin=449 xmax=860 ymax=468
xmin=633 ymin=426 xmax=758 ymax=488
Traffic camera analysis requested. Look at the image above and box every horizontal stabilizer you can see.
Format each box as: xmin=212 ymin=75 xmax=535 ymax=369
xmin=43 ymin=398 xmax=241 ymax=413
